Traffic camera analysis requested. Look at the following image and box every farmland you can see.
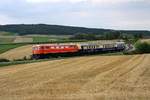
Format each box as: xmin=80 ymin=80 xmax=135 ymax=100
xmin=0 ymin=45 xmax=32 ymax=60
xmin=0 ymin=34 xmax=71 ymax=44
xmin=0 ymin=54 xmax=150 ymax=100
xmin=0 ymin=44 xmax=25 ymax=54
xmin=141 ymin=39 xmax=150 ymax=43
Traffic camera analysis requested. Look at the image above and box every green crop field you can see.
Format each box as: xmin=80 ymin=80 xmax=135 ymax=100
xmin=33 ymin=37 xmax=50 ymax=42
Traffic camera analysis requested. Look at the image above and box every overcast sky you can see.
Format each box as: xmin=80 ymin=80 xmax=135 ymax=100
xmin=0 ymin=0 xmax=150 ymax=30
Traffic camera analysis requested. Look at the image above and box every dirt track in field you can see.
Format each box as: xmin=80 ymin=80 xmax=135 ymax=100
xmin=0 ymin=45 xmax=32 ymax=60
xmin=0 ymin=54 xmax=150 ymax=100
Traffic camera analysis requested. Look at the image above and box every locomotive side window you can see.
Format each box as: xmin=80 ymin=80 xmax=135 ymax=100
xmin=45 ymin=46 xmax=50 ymax=49
xmin=56 ymin=46 xmax=59 ymax=49
xmin=33 ymin=47 xmax=38 ymax=50
xmin=65 ymin=46 xmax=69 ymax=48
xmin=70 ymin=45 xmax=76 ymax=48
xmin=60 ymin=46 xmax=64 ymax=49
xmin=51 ymin=46 xmax=55 ymax=49
xmin=69 ymin=45 xmax=73 ymax=48
xmin=40 ymin=46 xmax=44 ymax=49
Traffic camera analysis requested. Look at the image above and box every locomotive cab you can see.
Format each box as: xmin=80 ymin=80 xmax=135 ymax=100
xmin=32 ymin=45 xmax=45 ymax=59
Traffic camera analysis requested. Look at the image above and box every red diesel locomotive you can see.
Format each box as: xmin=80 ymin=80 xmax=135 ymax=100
xmin=32 ymin=44 xmax=79 ymax=59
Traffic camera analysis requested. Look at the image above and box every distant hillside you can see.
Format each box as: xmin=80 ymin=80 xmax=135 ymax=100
xmin=0 ymin=24 xmax=150 ymax=36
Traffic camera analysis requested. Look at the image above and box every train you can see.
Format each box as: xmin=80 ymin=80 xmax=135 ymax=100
xmin=32 ymin=41 xmax=126 ymax=59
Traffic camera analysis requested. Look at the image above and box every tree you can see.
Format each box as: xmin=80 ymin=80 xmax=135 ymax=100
xmin=135 ymin=41 xmax=150 ymax=54
xmin=103 ymin=31 xmax=123 ymax=40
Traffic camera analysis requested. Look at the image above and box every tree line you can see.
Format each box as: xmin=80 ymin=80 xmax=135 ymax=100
xmin=70 ymin=32 xmax=143 ymax=40
xmin=0 ymin=24 xmax=149 ymax=36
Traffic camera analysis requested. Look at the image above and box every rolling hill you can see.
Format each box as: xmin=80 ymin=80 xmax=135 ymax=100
xmin=0 ymin=24 xmax=150 ymax=36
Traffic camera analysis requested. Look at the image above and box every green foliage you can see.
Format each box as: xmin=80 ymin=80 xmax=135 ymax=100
xmin=70 ymin=33 xmax=98 ymax=40
xmin=134 ymin=33 xmax=143 ymax=39
xmin=103 ymin=31 xmax=122 ymax=40
xmin=71 ymin=31 xmax=144 ymax=41
xmin=135 ymin=41 xmax=150 ymax=54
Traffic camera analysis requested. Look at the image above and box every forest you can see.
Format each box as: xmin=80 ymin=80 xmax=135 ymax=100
xmin=0 ymin=24 xmax=150 ymax=37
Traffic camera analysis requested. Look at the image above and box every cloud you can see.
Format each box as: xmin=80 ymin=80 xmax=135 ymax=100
xmin=0 ymin=0 xmax=150 ymax=30
xmin=26 ymin=0 xmax=150 ymax=4
xmin=26 ymin=0 xmax=61 ymax=3
xmin=0 ymin=14 xmax=15 ymax=24
xmin=26 ymin=0 xmax=86 ymax=4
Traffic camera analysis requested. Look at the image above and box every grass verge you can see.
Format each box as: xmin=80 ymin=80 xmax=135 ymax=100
xmin=0 ymin=59 xmax=50 ymax=67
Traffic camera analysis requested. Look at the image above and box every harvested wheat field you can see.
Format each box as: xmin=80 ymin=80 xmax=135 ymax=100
xmin=0 ymin=54 xmax=150 ymax=100
xmin=0 ymin=45 xmax=32 ymax=60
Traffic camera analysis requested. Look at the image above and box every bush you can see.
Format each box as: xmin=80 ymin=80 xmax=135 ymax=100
xmin=135 ymin=42 xmax=150 ymax=54
xmin=0 ymin=58 xmax=10 ymax=62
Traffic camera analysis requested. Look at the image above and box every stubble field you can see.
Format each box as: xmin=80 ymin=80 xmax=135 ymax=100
xmin=0 ymin=54 xmax=150 ymax=100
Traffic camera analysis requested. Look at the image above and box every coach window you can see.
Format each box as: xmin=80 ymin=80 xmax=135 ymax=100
xmin=90 ymin=46 xmax=92 ymax=49
xmin=83 ymin=46 xmax=87 ymax=49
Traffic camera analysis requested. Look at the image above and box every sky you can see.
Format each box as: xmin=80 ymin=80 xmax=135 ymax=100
xmin=0 ymin=0 xmax=150 ymax=30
